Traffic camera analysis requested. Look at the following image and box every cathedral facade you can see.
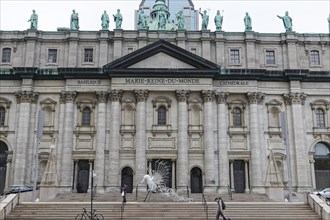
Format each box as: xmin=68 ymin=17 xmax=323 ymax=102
xmin=0 ymin=28 xmax=330 ymax=196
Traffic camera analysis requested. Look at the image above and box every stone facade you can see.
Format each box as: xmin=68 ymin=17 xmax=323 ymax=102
xmin=0 ymin=29 xmax=329 ymax=196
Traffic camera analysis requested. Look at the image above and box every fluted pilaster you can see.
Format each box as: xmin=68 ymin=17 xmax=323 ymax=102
xmin=108 ymin=90 xmax=122 ymax=189
xmin=201 ymin=90 xmax=216 ymax=191
xmin=60 ymin=91 xmax=76 ymax=189
xmin=283 ymin=92 xmax=309 ymax=190
xmin=246 ymin=92 xmax=264 ymax=193
xmin=134 ymin=90 xmax=149 ymax=187
xmin=13 ymin=91 xmax=39 ymax=186
xmin=175 ymin=90 xmax=190 ymax=190
xmin=215 ymin=92 xmax=230 ymax=192
xmin=95 ymin=91 xmax=109 ymax=191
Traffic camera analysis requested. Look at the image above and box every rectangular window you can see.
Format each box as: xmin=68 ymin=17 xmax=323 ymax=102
xmin=2 ymin=48 xmax=11 ymax=63
xmin=266 ymin=51 xmax=275 ymax=65
xmin=230 ymin=49 xmax=240 ymax=64
xmin=84 ymin=49 xmax=93 ymax=63
xmin=310 ymin=50 xmax=320 ymax=65
xmin=47 ymin=49 xmax=57 ymax=63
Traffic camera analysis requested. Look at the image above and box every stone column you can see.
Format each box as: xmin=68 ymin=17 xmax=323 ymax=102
xmin=134 ymin=90 xmax=148 ymax=188
xmin=108 ymin=90 xmax=122 ymax=190
xmin=13 ymin=91 xmax=39 ymax=186
xmin=309 ymin=158 xmax=316 ymax=189
xmin=283 ymin=92 xmax=309 ymax=191
xmin=230 ymin=160 xmax=234 ymax=189
xmin=59 ymin=91 xmax=76 ymax=190
xmin=201 ymin=90 xmax=216 ymax=192
xmin=5 ymin=156 xmax=12 ymax=191
xmin=286 ymin=33 xmax=298 ymax=69
xmin=215 ymin=92 xmax=229 ymax=193
xmin=244 ymin=160 xmax=250 ymax=192
xmin=247 ymin=92 xmax=265 ymax=193
xmin=176 ymin=90 xmax=190 ymax=191
xmin=95 ymin=91 xmax=108 ymax=192
xmin=172 ymin=160 xmax=176 ymax=189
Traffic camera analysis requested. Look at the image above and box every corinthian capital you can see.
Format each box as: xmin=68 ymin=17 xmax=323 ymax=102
xmin=15 ymin=90 xmax=39 ymax=104
xmin=201 ymin=90 xmax=215 ymax=102
xmin=215 ymin=91 xmax=229 ymax=104
xmin=134 ymin=90 xmax=149 ymax=102
xmin=109 ymin=89 xmax=123 ymax=102
xmin=247 ymin=92 xmax=265 ymax=104
xmin=59 ymin=91 xmax=77 ymax=103
xmin=175 ymin=90 xmax=190 ymax=102
xmin=96 ymin=91 xmax=109 ymax=103
xmin=283 ymin=92 xmax=307 ymax=105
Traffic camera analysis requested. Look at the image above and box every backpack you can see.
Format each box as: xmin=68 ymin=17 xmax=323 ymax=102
xmin=221 ymin=199 xmax=226 ymax=210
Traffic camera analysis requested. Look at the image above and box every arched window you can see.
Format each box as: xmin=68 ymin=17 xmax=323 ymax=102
xmin=232 ymin=107 xmax=242 ymax=127
xmin=310 ymin=50 xmax=320 ymax=65
xmin=314 ymin=142 xmax=330 ymax=189
xmin=0 ymin=107 xmax=5 ymax=126
xmin=315 ymin=108 xmax=325 ymax=128
xmin=2 ymin=48 xmax=11 ymax=63
xmin=82 ymin=107 xmax=91 ymax=126
xmin=158 ymin=106 xmax=166 ymax=125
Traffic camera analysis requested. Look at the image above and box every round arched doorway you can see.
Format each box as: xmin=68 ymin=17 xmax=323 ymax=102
xmin=190 ymin=167 xmax=203 ymax=193
xmin=0 ymin=141 xmax=8 ymax=194
xmin=121 ymin=167 xmax=133 ymax=193
xmin=314 ymin=142 xmax=330 ymax=189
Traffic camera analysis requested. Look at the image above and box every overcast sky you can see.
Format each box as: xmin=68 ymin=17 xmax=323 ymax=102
xmin=1 ymin=0 xmax=329 ymax=33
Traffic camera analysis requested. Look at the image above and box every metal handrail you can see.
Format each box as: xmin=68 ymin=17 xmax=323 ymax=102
xmin=227 ymin=184 xmax=233 ymax=200
xmin=186 ymin=185 xmax=190 ymax=198
xmin=201 ymin=193 xmax=208 ymax=220
xmin=135 ymin=184 xmax=138 ymax=200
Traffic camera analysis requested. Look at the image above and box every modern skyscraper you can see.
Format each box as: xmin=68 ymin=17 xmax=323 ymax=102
xmin=135 ymin=0 xmax=198 ymax=30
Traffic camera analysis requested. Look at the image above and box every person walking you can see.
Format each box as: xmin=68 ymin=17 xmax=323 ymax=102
xmin=121 ymin=184 xmax=128 ymax=204
xmin=215 ymin=197 xmax=228 ymax=220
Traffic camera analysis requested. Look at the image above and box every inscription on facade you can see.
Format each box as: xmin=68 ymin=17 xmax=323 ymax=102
xmin=216 ymin=81 xmax=249 ymax=86
xmin=77 ymin=80 xmax=101 ymax=85
xmin=125 ymin=78 xmax=200 ymax=85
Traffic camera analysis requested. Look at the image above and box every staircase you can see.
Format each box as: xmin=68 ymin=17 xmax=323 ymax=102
xmin=5 ymin=193 xmax=321 ymax=220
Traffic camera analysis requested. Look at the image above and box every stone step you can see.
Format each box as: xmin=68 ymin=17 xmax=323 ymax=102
xmin=6 ymin=202 xmax=321 ymax=220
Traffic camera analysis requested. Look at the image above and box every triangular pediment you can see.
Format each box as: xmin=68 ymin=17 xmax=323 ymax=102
xmin=104 ymin=39 xmax=220 ymax=77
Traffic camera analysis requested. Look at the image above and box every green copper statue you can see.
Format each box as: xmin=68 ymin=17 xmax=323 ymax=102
xmin=214 ymin=10 xmax=223 ymax=31
xmin=199 ymin=8 xmax=209 ymax=30
xmin=28 ymin=10 xmax=38 ymax=30
xmin=244 ymin=12 xmax=252 ymax=31
xmin=137 ymin=10 xmax=148 ymax=29
xmin=176 ymin=10 xmax=185 ymax=29
xmin=101 ymin=10 xmax=110 ymax=30
xmin=70 ymin=9 xmax=79 ymax=30
xmin=157 ymin=7 xmax=167 ymax=30
xmin=113 ymin=9 xmax=123 ymax=29
xmin=277 ymin=11 xmax=292 ymax=32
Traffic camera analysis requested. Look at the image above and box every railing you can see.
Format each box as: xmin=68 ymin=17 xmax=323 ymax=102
xmin=186 ymin=185 xmax=190 ymax=199
xmin=0 ymin=193 xmax=20 ymax=220
xmin=135 ymin=184 xmax=139 ymax=200
xmin=201 ymin=193 xmax=208 ymax=220
xmin=306 ymin=193 xmax=330 ymax=220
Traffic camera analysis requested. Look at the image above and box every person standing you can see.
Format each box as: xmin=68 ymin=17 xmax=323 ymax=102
xmin=277 ymin=11 xmax=293 ymax=32
xmin=70 ymin=9 xmax=79 ymax=30
xmin=244 ymin=12 xmax=252 ymax=31
xmin=214 ymin=10 xmax=223 ymax=31
xmin=101 ymin=10 xmax=109 ymax=30
xmin=215 ymin=197 xmax=228 ymax=220
xmin=113 ymin=9 xmax=123 ymax=29
xmin=121 ymin=184 xmax=128 ymax=204
xmin=28 ymin=10 xmax=38 ymax=30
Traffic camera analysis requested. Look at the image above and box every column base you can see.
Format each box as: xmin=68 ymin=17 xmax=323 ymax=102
xmin=203 ymin=186 xmax=217 ymax=193
xmin=217 ymin=186 xmax=231 ymax=194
